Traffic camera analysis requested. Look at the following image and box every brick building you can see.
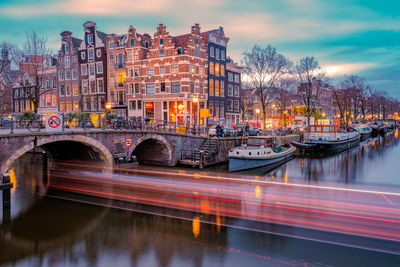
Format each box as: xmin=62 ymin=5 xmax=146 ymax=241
xmin=201 ymin=28 xmax=229 ymax=123
xmin=57 ymin=31 xmax=82 ymax=113
xmin=78 ymin=21 xmax=107 ymax=114
xmin=226 ymin=59 xmax=242 ymax=124
xmin=112 ymin=23 xmax=209 ymax=125
xmin=37 ymin=55 xmax=58 ymax=115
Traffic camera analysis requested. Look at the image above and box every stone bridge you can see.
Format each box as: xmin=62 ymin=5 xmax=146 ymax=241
xmin=0 ymin=130 xmax=225 ymax=177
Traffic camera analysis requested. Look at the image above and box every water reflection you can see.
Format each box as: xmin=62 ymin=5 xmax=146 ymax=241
xmin=208 ymin=130 xmax=400 ymax=186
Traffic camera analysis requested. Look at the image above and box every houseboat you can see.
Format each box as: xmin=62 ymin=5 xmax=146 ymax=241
xmin=351 ymin=124 xmax=372 ymax=141
xmin=228 ymin=136 xmax=296 ymax=172
xmin=291 ymin=125 xmax=360 ymax=154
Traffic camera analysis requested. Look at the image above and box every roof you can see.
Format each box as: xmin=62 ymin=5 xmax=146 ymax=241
xmin=172 ymin=34 xmax=190 ymax=48
xmin=71 ymin=37 xmax=82 ymax=51
xmin=97 ymin=31 xmax=107 ymax=43
xmin=1 ymin=70 xmax=21 ymax=85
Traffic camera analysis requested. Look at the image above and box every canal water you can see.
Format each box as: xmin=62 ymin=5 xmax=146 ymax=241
xmin=0 ymin=130 xmax=399 ymax=267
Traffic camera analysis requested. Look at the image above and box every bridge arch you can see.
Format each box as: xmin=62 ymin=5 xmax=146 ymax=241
xmin=0 ymin=135 xmax=113 ymax=177
xmin=131 ymin=134 xmax=175 ymax=166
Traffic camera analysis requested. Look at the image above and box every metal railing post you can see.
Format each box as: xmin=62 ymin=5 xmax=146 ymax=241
xmin=62 ymin=114 xmax=65 ymax=132
xmin=10 ymin=118 xmax=14 ymax=134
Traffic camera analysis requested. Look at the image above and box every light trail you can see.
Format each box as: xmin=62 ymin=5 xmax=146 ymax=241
xmin=54 ymin=161 xmax=400 ymax=197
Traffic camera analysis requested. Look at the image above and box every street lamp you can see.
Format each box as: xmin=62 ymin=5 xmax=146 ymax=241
xmin=255 ymin=108 xmax=260 ymax=129
xmin=192 ymin=95 xmax=199 ymax=126
xmin=104 ymin=102 xmax=112 ymax=129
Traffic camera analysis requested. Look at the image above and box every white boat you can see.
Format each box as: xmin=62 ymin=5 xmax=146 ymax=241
xmin=228 ymin=136 xmax=296 ymax=172
xmin=351 ymin=124 xmax=372 ymax=141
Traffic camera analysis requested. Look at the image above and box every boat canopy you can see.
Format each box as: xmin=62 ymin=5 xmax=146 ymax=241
xmin=247 ymin=137 xmax=278 ymax=146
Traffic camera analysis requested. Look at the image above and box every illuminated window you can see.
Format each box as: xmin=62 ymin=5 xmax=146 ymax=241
xmin=52 ymin=94 xmax=57 ymax=106
xmin=189 ymin=64 xmax=195 ymax=74
xmin=171 ymin=64 xmax=179 ymax=74
xmin=60 ymin=101 xmax=66 ymax=111
xmin=73 ymin=84 xmax=78 ymax=95
xmin=67 ymin=101 xmax=72 ymax=112
xmin=221 ymin=64 xmax=225 ymax=76
xmin=46 ymin=94 xmax=51 ymax=106
xmin=220 ymin=81 xmax=224 ymax=96
xmin=215 ymin=63 xmax=220 ymax=76
xmin=209 ymin=62 xmax=214 ymax=74
xmin=199 ymin=67 xmax=205 ymax=75
xmin=116 ymin=72 xmax=126 ymax=86
xmin=215 ymin=80 xmax=219 ymax=96
xmin=209 ymin=79 xmax=214 ymax=95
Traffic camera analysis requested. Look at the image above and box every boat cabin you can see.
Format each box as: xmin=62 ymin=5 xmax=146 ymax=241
xmin=246 ymin=137 xmax=279 ymax=147
xmin=310 ymin=125 xmax=339 ymax=133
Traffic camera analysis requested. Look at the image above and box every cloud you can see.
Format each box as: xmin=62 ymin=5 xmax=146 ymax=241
xmin=0 ymin=0 xmax=226 ymax=17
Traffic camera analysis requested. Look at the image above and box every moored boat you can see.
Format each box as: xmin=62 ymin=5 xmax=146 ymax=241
xmin=351 ymin=124 xmax=372 ymax=141
xmin=291 ymin=125 xmax=360 ymax=154
xmin=228 ymin=136 xmax=296 ymax=172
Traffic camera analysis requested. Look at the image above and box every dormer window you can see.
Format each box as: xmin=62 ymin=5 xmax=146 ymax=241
xmin=177 ymin=48 xmax=183 ymax=55
xmin=160 ymin=38 xmax=164 ymax=45
xmin=88 ymin=33 xmax=93 ymax=44
xmin=64 ymin=44 xmax=69 ymax=53
xmin=144 ymin=41 xmax=149 ymax=48
xmin=130 ymin=38 xmax=134 ymax=46
xmin=196 ymin=38 xmax=199 ymax=44
xmin=109 ymin=41 xmax=114 ymax=49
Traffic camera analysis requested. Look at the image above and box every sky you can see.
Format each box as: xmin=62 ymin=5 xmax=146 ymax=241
xmin=0 ymin=0 xmax=399 ymax=98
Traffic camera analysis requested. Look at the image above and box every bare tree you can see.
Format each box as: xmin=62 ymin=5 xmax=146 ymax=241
xmin=17 ymin=32 xmax=51 ymax=114
xmin=242 ymin=45 xmax=291 ymax=130
xmin=240 ymin=83 xmax=256 ymax=122
xmin=294 ymin=56 xmax=326 ymax=128
xmin=0 ymin=42 xmax=21 ymax=115
xmin=275 ymin=76 xmax=296 ymax=128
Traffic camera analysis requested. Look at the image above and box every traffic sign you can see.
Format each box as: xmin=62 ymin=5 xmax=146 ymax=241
xmin=125 ymin=138 xmax=133 ymax=147
xmin=46 ymin=115 xmax=63 ymax=132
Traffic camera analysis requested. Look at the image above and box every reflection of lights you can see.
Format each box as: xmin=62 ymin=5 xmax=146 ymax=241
xmin=395 ymin=129 xmax=399 ymax=139
xmin=322 ymin=113 xmax=326 ymax=118
xmin=178 ymin=104 xmax=185 ymax=111
xmin=255 ymin=185 xmax=261 ymax=197
xmin=216 ymin=215 xmax=221 ymax=232
xmin=8 ymin=169 xmax=16 ymax=194
xmin=192 ymin=216 xmax=200 ymax=238
xmin=272 ymin=104 xmax=276 ymax=108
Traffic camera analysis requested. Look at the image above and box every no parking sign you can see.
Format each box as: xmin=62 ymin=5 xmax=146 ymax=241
xmin=46 ymin=115 xmax=63 ymax=132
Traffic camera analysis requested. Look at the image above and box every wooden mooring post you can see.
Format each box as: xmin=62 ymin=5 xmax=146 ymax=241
xmin=2 ymin=173 xmax=13 ymax=231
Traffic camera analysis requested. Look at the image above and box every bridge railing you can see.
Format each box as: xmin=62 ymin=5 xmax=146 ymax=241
xmin=0 ymin=115 xmax=213 ymax=137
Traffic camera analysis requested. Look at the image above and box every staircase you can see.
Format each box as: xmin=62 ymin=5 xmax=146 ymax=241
xmin=191 ymin=138 xmax=219 ymax=163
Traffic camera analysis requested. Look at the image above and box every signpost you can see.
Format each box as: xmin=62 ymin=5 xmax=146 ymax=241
xmin=46 ymin=115 xmax=63 ymax=132
xmin=125 ymin=138 xmax=133 ymax=147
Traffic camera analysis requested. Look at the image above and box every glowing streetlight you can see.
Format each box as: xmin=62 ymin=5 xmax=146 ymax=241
xmin=192 ymin=95 xmax=199 ymax=103
xmin=255 ymin=108 xmax=260 ymax=128
xmin=322 ymin=112 xmax=326 ymax=118
xmin=105 ymin=103 xmax=112 ymax=110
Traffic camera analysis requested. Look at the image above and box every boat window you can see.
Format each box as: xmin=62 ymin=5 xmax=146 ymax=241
xmin=236 ymin=151 xmax=239 ymax=155
xmin=249 ymin=152 xmax=251 ymax=156
xmin=257 ymin=152 xmax=259 ymax=155
xmin=316 ymin=126 xmax=321 ymax=132
xmin=323 ymin=126 xmax=329 ymax=132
